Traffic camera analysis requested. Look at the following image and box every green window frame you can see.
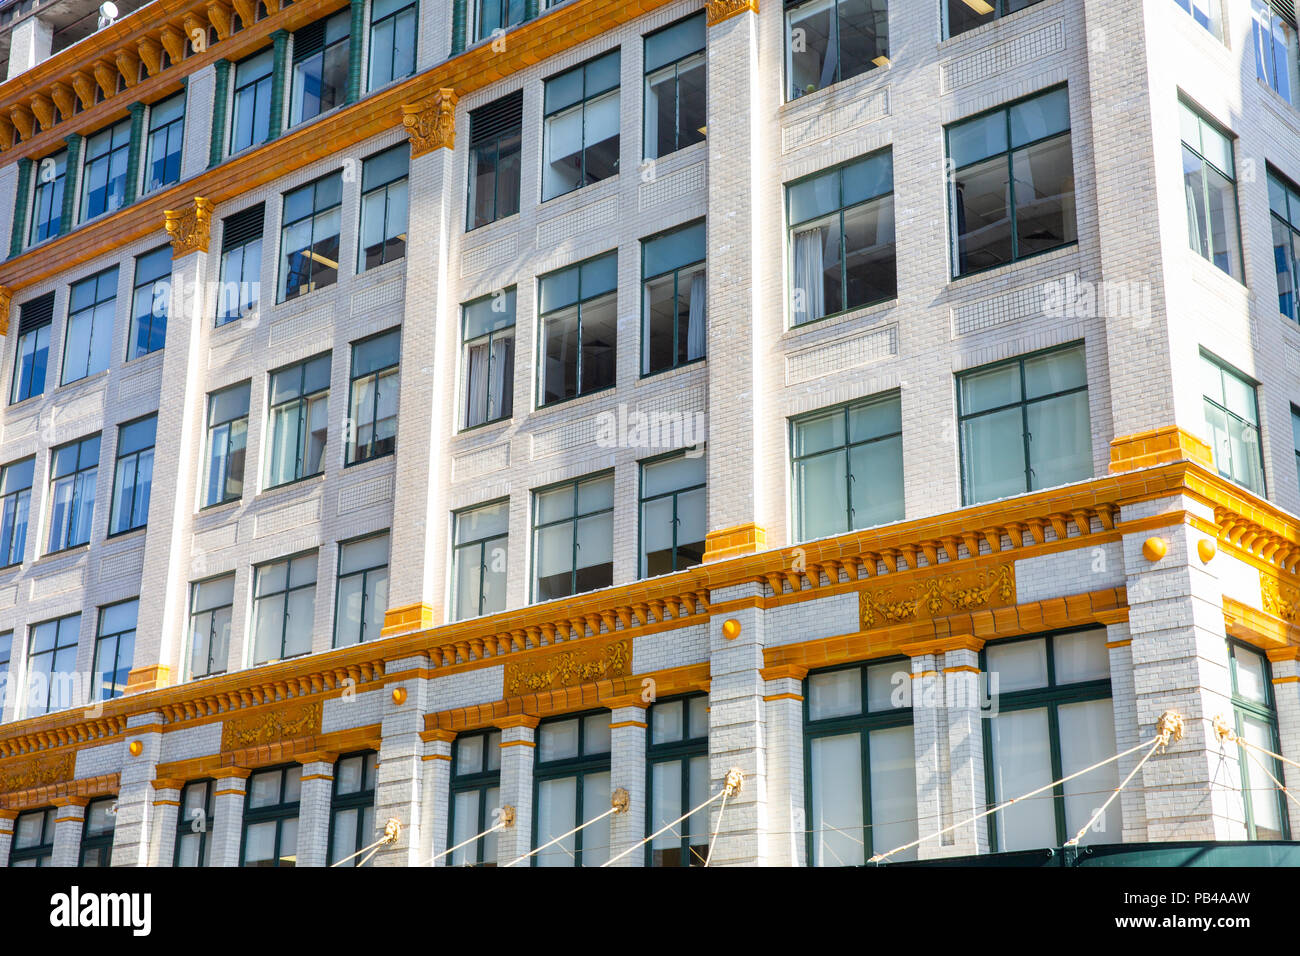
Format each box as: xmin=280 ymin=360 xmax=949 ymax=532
xmin=1269 ymin=166 xmax=1300 ymax=324
xmin=532 ymin=710 xmax=612 ymax=866
xmin=92 ymin=598 xmax=137 ymax=702
xmin=278 ymin=171 xmax=342 ymax=302
xmin=1227 ymin=640 xmax=1290 ymax=841
xmin=0 ymin=457 xmax=34 ymax=568
xmin=79 ymin=797 xmax=116 ymax=866
xmin=62 ymin=266 xmax=118 ymax=386
xmin=28 ymin=150 xmax=67 ymax=247
xmin=265 ymin=352 xmax=331 ymax=488
xmin=451 ymin=498 xmax=509 ymax=621
xmin=241 ymin=764 xmax=302 ymax=867
xmin=9 ymin=807 xmax=56 ymax=866
xmin=643 ymin=12 xmax=706 ymax=160
xmin=369 ymin=0 xmax=418 ymax=90
xmin=358 ymin=142 xmax=409 ymax=271
xmin=804 ymin=658 xmax=915 ymax=866
xmin=175 ymin=779 xmax=216 ymax=866
xmin=784 ymin=0 xmax=889 ymax=101
xmin=143 ymin=91 xmax=186 ymax=195
xmin=537 ymin=252 xmax=618 ymax=406
xmin=646 ymin=694 xmax=709 ymax=866
xmin=204 ymin=382 xmax=251 ymax=507
xmin=473 ymin=0 xmax=525 ymax=43
xmin=347 ymin=328 xmax=399 ymax=465
xmin=333 ymin=531 xmax=390 ymax=648
xmin=448 ymin=728 xmax=502 ymax=866
xmin=128 ymin=245 xmax=171 ymax=360
xmin=188 ymin=573 xmax=234 ymax=679
xmin=252 ymin=551 xmax=318 ymax=664
xmin=638 ymin=451 xmax=706 ymax=578
xmin=641 ymin=219 xmax=705 ymax=375
xmin=47 ymin=434 xmax=100 ymax=554
xmin=328 ymin=751 xmax=378 ymax=866
xmin=1180 ymin=99 xmax=1242 ymax=280
xmin=229 ymin=47 xmax=275 ymax=155
xmin=79 ymin=119 xmax=131 ymax=224
xmin=531 ymin=472 xmax=614 ymax=602
xmin=945 ymin=0 xmax=1048 ymax=38
xmin=462 ymin=289 xmax=516 ymax=429
xmin=541 ymin=51 xmax=620 ymax=202
xmin=108 ymin=414 xmax=156 ymax=536
xmin=1201 ymin=351 xmax=1265 ymax=497
xmin=289 ymin=9 xmax=351 ymax=128
xmin=25 ymin=613 xmax=80 ymax=718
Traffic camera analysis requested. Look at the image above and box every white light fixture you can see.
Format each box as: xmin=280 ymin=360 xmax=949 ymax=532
xmin=97 ymin=2 xmax=119 ymax=29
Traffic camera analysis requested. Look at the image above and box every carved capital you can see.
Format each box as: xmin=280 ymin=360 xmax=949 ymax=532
xmin=0 ymin=286 xmax=11 ymax=337
xmin=401 ymin=88 xmax=458 ymax=156
xmin=163 ymin=196 xmax=216 ymax=258
xmin=0 ymin=116 xmax=14 ymax=151
xmin=706 ymin=0 xmax=758 ymax=26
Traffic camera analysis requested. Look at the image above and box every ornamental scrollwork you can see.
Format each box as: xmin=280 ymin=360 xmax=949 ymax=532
xmin=1261 ymin=574 xmax=1300 ymax=623
xmin=504 ymin=639 xmax=630 ymax=696
xmin=859 ymin=564 xmax=1015 ymax=630
xmin=163 ymin=196 xmax=215 ymax=258
xmin=221 ymin=700 xmax=322 ymax=753
xmin=402 ymin=88 xmax=458 ymax=156
xmin=0 ymin=751 xmax=74 ymax=795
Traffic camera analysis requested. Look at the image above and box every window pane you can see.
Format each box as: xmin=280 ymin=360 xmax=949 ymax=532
xmin=1059 ymin=698 xmax=1122 ymax=845
xmin=650 ymin=700 xmax=683 ymax=744
xmin=990 ymin=707 xmax=1056 ymax=851
xmin=1053 ymin=630 xmax=1110 ymax=683
xmin=869 ymin=724 xmax=917 ymax=861
xmin=650 ymin=757 xmax=683 ymax=859
xmin=1240 ymin=713 xmax=1285 ymax=838
xmin=962 ymin=407 xmax=1026 ymax=502
xmin=1012 ymin=135 xmax=1076 ymax=257
xmin=986 ymin=639 xmax=1048 ymax=692
xmin=1026 ymin=391 xmax=1091 ymax=490
xmin=581 ymin=771 xmax=612 ymax=865
xmin=849 ymin=435 xmax=903 ymax=528
xmin=809 ymin=668 xmax=861 ymax=719
xmin=539 ymin=719 xmax=580 ymax=761
xmin=795 ymin=449 xmax=847 ymax=540
xmin=810 ymin=732 xmax=864 ymax=866
xmin=1233 ymin=645 xmax=1269 ymax=704
xmin=866 ymin=661 xmax=906 ymax=712
xmin=535 ymin=777 xmax=577 ymax=866
xmin=953 ymin=154 xmax=1013 ymax=273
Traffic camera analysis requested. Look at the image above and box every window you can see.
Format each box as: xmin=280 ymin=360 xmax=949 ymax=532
xmin=0 ymin=458 xmax=34 ymax=568
xmin=216 ymin=203 xmax=264 ymax=325
xmin=462 ymin=289 xmax=515 ymax=428
xmin=128 ymin=246 xmax=170 ymax=359
xmin=451 ymin=499 xmax=509 ymax=621
xmin=175 ymin=780 xmax=216 ymax=866
xmin=348 ymin=329 xmax=399 ymax=464
xmin=109 ymin=415 xmax=156 ymax=535
xmin=539 ymin=253 xmax=617 ymax=404
xmin=467 ymin=90 xmax=523 ymax=230
xmin=1227 ymin=641 xmax=1289 ymax=840
xmin=983 ymin=629 xmax=1120 ymax=851
xmin=532 ymin=473 xmax=613 ymax=602
xmin=230 ymin=48 xmax=274 ymax=153
xmin=1174 ymin=0 xmax=1224 ymax=39
xmin=25 ymin=614 xmax=81 ymax=717
xmin=241 ymin=765 xmax=302 ymax=866
xmin=642 ymin=221 xmax=705 ymax=374
xmin=1293 ymin=406 xmax=1300 ymax=497
xmin=533 ymin=712 xmax=612 ymax=866
xmin=1254 ymin=1 xmax=1298 ymax=103
xmin=1181 ymin=100 xmax=1241 ymax=279
xmin=92 ymin=599 xmax=137 ymax=701
xmin=47 ymin=435 xmax=99 ymax=553
xmin=806 ymin=659 xmax=915 ymax=865
xmin=958 ymin=343 xmax=1091 ymax=505
xmin=1201 ymin=353 xmax=1265 ymax=496
xmin=28 ymin=150 xmax=66 ymax=246
xmin=204 ymin=382 xmax=251 ymax=507
xmin=785 ymin=0 xmax=888 ymax=101
xmin=10 ymin=293 xmax=53 ymax=404
xmin=359 ymin=143 xmax=409 ymax=270
xmin=279 ymin=172 xmax=342 ymax=301
xmin=144 ymin=92 xmax=185 ymax=194
xmin=62 ymin=267 xmax=118 ymax=385
xmin=9 ymin=808 xmax=55 ymax=866
xmin=644 ymin=13 xmax=705 ymax=160
xmin=329 ymin=752 xmax=378 ymax=866
xmin=189 ymin=574 xmax=234 ymax=679
xmin=369 ymin=0 xmax=417 ymax=90
xmin=449 ymin=729 xmax=502 ymax=866
xmin=253 ymin=552 xmax=318 ymax=663
xmin=0 ymin=630 xmax=11 ymax=717
xmin=290 ymin=11 xmax=350 ymax=128
xmin=640 ymin=453 xmax=705 ymax=577
xmin=792 ymin=391 xmax=903 ymax=541
xmin=1269 ymin=168 xmax=1300 ymax=324
xmin=542 ymin=51 xmax=620 ymax=201
xmin=948 ymin=86 xmax=1075 ymax=277
xmin=265 ymin=353 xmax=330 ymax=488
xmin=474 ymin=0 xmax=525 ymax=43
xmin=334 ymin=533 xmax=389 ymax=647
xmin=79 ymin=119 xmax=130 ymax=223
xmin=788 ymin=149 xmax=895 ymax=323
xmin=647 ymin=695 xmax=709 ymax=866
xmin=79 ymin=797 xmax=116 ymax=866
xmin=946 ymin=0 xmax=1046 ymax=37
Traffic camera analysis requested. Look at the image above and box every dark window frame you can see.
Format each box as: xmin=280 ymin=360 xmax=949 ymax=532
xmin=203 ymin=381 xmax=252 ymax=508
xmin=640 ymin=219 xmax=706 ymax=376
xmin=332 ymin=531 xmax=390 ymax=648
xmin=264 ymin=352 xmax=331 ymax=489
xmin=174 ymin=779 xmax=216 ymax=866
xmin=9 ymin=807 xmax=56 ymax=866
xmin=447 ymin=728 xmax=502 ymax=866
xmin=1227 ymin=639 xmax=1291 ymax=841
xmin=327 ymin=750 xmax=379 ymax=866
xmin=127 ymin=245 xmax=172 ymax=361
xmin=108 ymin=413 xmax=157 ymax=536
xmin=642 ymin=12 xmax=707 ymax=160
xmin=188 ymin=572 xmax=235 ymax=679
xmin=0 ymin=456 xmax=35 ymax=568
xmin=346 ymin=328 xmax=400 ymax=465
xmin=531 ymin=709 xmax=613 ymax=867
xmin=645 ymin=693 xmax=709 ymax=867
xmin=530 ymin=471 xmax=614 ymax=603
xmin=239 ymin=763 xmax=302 ymax=867
xmin=536 ymin=251 xmax=618 ymax=408
xmin=143 ymin=91 xmax=186 ymax=195
xmin=46 ymin=434 xmax=100 ymax=554
xmin=24 ymin=612 xmax=81 ymax=717
xmin=252 ymin=550 xmax=319 ymax=664
xmin=358 ymin=143 xmax=410 ymax=271
xmin=450 ymin=498 xmax=509 ymax=621
xmin=91 ymin=597 xmax=137 ymax=701
xmin=461 ymin=289 xmax=516 ymax=429
xmin=79 ymin=796 xmax=117 ymax=866
xmin=277 ymin=171 xmax=344 ymax=303
xmin=637 ymin=450 xmax=706 ymax=579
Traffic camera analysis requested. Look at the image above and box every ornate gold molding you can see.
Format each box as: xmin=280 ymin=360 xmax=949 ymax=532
xmin=859 ymin=564 xmax=1015 ymax=630
xmin=1261 ymin=573 xmax=1300 ymax=623
xmin=402 ymin=88 xmax=458 ymax=156
xmin=221 ymin=700 xmax=322 ymax=752
xmin=163 ymin=196 xmax=215 ymax=258
xmin=0 ymin=751 xmax=74 ymax=795
xmin=504 ymin=638 xmax=630 ymax=697
xmin=706 ymin=0 xmax=758 ymax=26
xmin=0 ymin=286 xmax=11 ymax=337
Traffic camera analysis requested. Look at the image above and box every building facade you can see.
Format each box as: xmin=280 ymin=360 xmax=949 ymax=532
xmin=0 ymin=0 xmax=1297 ymax=866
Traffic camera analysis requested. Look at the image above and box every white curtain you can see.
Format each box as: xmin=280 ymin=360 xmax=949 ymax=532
xmin=686 ymin=272 xmax=706 ymax=360
xmin=792 ymin=228 xmax=826 ymax=321
xmin=466 ymin=343 xmax=488 ymax=427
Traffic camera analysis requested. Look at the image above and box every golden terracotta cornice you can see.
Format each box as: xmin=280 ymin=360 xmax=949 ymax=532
xmin=0 ymin=285 xmax=10 ymax=336
xmin=1223 ymin=597 xmax=1300 ymax=654
xmin=706 ymin=0 xmax=758 ymax=26
xmin=0 ymin=772 xmax=119 ymax=812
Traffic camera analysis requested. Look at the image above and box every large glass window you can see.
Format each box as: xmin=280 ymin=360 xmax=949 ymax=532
xmin=449 ymin=729 xmax=502 ymax=866
xmin=279 ymin=173 xmax=343 ymax=301
xmin=467 ymin=90 xmax=523 ymax=230
xmin=252 ymin=552 xmax=318 ymax=664
xmin=25 ymin=613 xmax=81 ymax=717
xmin=1254 ymin=1 xmax=1298 ymax=103
xmin=792 ymin=391 xmax=903 ymax=541
xmin=109 ymin=414 xmax=156 ymax=535
xmin=290 ymin=11 xmax=351 ymax=128
xmin=144 ymin=92 xmax=185 ymax=194
xmin=640 ymin=453 xmax=705 ymax=577
xmin=983 ymin=629 xmax=1120 ymax=851
xmin=1181 ymin=100 xmax=1241 ymax=279
xmin=539 ymin=253 xmax=617 ymax=405
xmin=175 ymin=780 xmax=216 ymax=866
xmin=334 ymin=532 xmax=389 ymax=647
xmin=806 ymin=659 xmax=916 ymax=865
xmin=946 ymin=0 xmax=1046 ymax=38
xmin=0 ymin=630 xmax=9 ymax=716
xmin=1293 ymin=406 xmax=1300 ymax=498
xmin=647 ymin=695 xmax=709 ymax=866
xmin=642 ymin=221 xmax=705 ymax=374
xmin=230 ymin=48 xmax=274 ymax=154
xmin=542 ymin=51 xmax=620 ymax=201
xmin=533 ymin=712 xmax=612 ymax=866
xmin=958 ymin=343 xmax=1091 ymax=505
xmin=217 ymin=203 xmax=264 ymax=326
xmin=359 ymin=143 xmax=409 ymax=270
xmin=10 ymin=293 xmax=53 ymax=404
xmin=242 ymin=765 xmax=301 ymax=867
xmin=644 ymin=13 xmax=705 ymax=160
xmin=79 ymin=797 xmax=116 ymax=867
xmin=948 ymin=86 xmax=1075 ymax=277
xmin=9 ymin=808 xmax=55 ymax=866
xmin=265 ymin=353 xmax=330 ymax=488
xmin=128 ymin=246 xmax=171 ymax=360
xmin=0 ymin=457 xmax=34 ymax=568
xmin=28 ymin=150 xmax=66 ymax=246
xmin=189 ymin=574 xmax=234 ymax=679
xmin=92 ymin=598 xmax=137 ymax=701
xmin=79 ymin=119 xmax=130 ymax=223
xmin=462 ymin=289 xmax=515 ymax=428
xmin=204 ymin=382 xmax=251 ymax=507
xmin=532 ymin=473 xmax=613 ymax=602
xmin=348 ymin=329 xmax=399 ymax=464
xmin=1227 ymin=641 xmax=1289 ymax=840
xmin=1174 ymin=0 xmax=1224 ymax=39
xmin=788 ymin=150 xmax=895 ymax=324
xmin=451 ymin=499 xmax=509 ymax=621
xmin=474 ymin=0 xmax=525 ymax=43
xmin=1269 ymin=167 xmax=1300 ymax=324
xmin=785 ymin=0 xmax=888 ymax=101
xmin=1201 ymin=353 xmax=1265 ymax=496
xmin=369 ymin=0 xmax=417 ymax=90
xmin=47 ymin=434 xmax=99 ymax=553
xmin=329 ymin=751 xmax=378 ymax=866
xmin=62 ymin=266 xmax=118 ymax=385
